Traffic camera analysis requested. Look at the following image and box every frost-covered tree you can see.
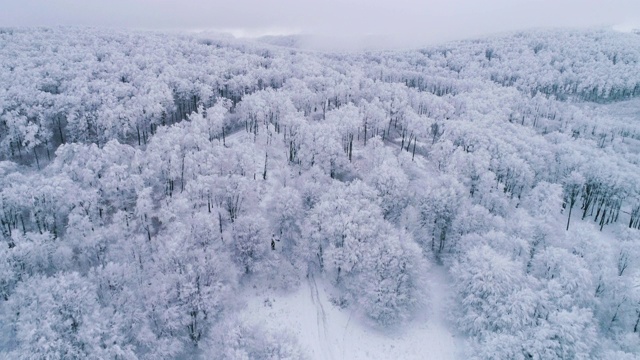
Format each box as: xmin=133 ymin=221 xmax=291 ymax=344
xmin=5 ymin=272 xmax=111 ymax=359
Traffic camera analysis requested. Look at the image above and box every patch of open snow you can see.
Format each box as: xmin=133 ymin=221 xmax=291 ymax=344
xmin=612 ymin=22 xmax=640 ymax=34
xmin=241 ymin=266 xmax=463 ymax=360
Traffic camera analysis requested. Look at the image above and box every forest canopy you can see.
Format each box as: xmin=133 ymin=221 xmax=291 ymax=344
xmin=1 ymin=27 xmax=640 ymax=359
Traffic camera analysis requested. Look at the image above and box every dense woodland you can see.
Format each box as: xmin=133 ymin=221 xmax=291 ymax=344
xmin=1 ymin=27 xmax=640 ymax=359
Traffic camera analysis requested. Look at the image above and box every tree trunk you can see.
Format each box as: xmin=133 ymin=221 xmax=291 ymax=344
xmin=566 ymin=202 xmax=573 ymax=231
xmin=181 ymin=155 xmax=185 ymax=193
xmin=412 ymin=139 xmax=416 ymax=161
xmin=57 ymin=117 xmax=65 ymax=144
xmin=364 ymin=124 xmax=367 ymax=146
xmin=33 ymin=147 xmax=40 ymax=170
xmin=263 ymin=152 xmax=268 ymax=180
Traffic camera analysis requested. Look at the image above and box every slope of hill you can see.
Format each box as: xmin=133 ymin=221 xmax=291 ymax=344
xmin=1 ymin=27 xmax=640 ymax=359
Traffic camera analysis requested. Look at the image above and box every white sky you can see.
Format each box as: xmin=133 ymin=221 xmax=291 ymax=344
xmin=1 ymin=0 xmax=639 ymax=47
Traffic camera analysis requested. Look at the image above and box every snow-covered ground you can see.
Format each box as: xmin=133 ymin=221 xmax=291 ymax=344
xmin=241 ymin=266 xmax=464 ymax=360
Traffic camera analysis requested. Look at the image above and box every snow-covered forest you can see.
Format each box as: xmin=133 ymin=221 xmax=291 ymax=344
xmin=1 ymin=27 xmax=640 ymax=359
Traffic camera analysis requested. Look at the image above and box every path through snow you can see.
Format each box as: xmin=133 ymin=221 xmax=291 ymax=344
xmin=309 ymin=272 xmax=334 ymax=360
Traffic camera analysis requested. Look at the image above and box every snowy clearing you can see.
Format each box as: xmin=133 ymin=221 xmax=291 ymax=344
xmin=241 ymin=266 xmax=463 ymax=360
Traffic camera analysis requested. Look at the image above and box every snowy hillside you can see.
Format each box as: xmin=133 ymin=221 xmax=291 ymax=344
xmin=1 ymin=27 xmax=640 ymax=359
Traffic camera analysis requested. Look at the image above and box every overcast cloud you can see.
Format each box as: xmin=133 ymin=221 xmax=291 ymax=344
xmin=1 ymin=0 xmax=639 ymax=47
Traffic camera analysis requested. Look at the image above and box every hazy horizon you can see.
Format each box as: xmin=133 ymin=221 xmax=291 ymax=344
xmin=1 ymin=0 xmax=639 ymax=48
